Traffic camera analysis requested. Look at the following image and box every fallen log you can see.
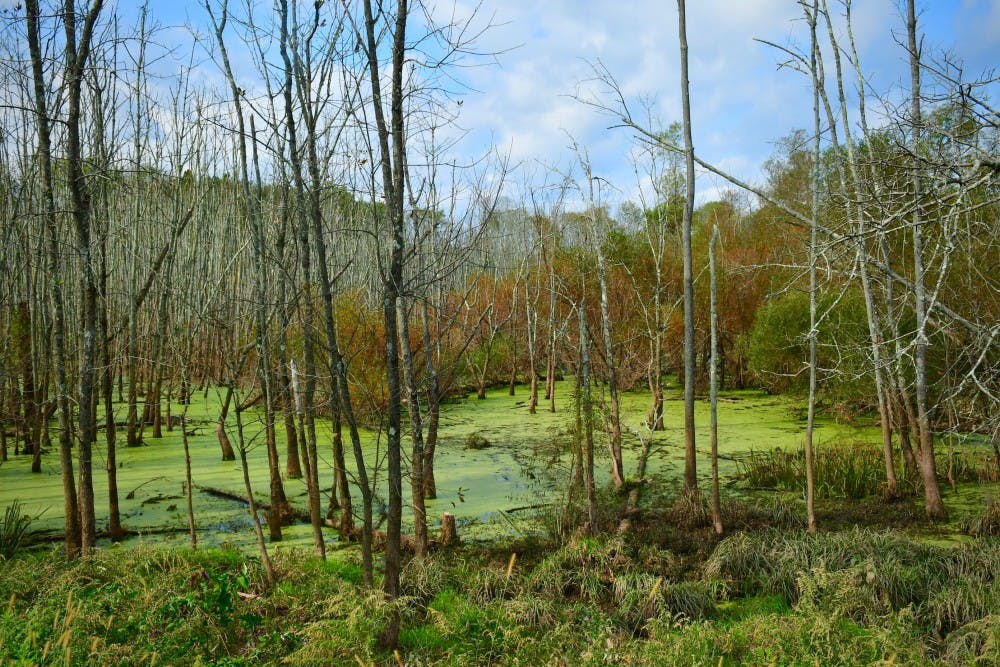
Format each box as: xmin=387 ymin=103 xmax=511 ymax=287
xmin=196 ymin=485 xmax=310 ymax=522
xmin=237 ymin=392 xmax=263 ymax=411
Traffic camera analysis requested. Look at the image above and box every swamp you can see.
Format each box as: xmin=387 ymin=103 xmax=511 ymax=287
xmin=1 ymin=0 xmax=999 ymax=664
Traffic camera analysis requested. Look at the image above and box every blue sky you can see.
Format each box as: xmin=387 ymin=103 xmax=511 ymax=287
xmin=4 ymin=0 xmax=996 ymax=211
xmin=432 ymin=0 xmax=999 ymax=208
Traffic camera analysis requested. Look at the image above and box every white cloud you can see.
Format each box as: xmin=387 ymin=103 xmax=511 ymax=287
xmin=117 ymin=0 xmax=995 ymax=212
xmin=427 ymin=0 xmax=996 ymax=211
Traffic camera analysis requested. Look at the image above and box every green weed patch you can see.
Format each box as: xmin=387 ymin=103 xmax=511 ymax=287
xmin=2 ymin=530 xmax=999 ymax=665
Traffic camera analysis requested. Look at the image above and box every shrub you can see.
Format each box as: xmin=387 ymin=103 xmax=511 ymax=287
xmin=464 ymin=431 xmax=491 ymax=449
xmin=747 ymin=289 xmax=872 ymax=406
xmin=528 ymin=536 xmax=631 ymax=601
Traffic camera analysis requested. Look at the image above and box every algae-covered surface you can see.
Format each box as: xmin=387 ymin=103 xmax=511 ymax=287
xmin=0 ymin=380 xmax=993 ymax=549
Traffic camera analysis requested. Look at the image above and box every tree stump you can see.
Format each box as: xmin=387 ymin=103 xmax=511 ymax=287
xmin=440 ymin=512 xmax=458 ymax=545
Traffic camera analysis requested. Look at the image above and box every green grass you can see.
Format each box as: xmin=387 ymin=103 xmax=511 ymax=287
xmin=2 ymin=529 xmax=998 ymax=665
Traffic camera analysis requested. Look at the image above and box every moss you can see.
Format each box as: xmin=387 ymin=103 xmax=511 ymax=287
xmin=1 ymin=379 xmax=995 ymax=551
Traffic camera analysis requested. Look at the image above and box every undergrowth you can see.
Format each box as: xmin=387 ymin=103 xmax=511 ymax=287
xmin=0 ymin=501 xmax=32 ymax=560
xmin=1 ymin=527 xmax=998 ymax=665
xmin=737 ymin=441 xmax=996 ymax=499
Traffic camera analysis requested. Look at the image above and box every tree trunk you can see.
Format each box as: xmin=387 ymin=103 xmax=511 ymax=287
xmin=289 ymin=359 xmax=325 ymax=558
xmin=677 ymin=0 xmax=698 ymax=492
xmin=181 ymin=413 xmax=197 ymax=550
xmin=26 ymin=0 xmax=82 ymax=558
xmin=709 ymin=226 xmax=723 ymax=535
xmin=588 ymin=175 xmax=624 ymax=488
xmin=546 ymin=251 xmax=557 ymax=413
xmin=234 ymin=400 xmax=275 ymax=586
xmin=63 ymin=0 xmax=105 ymax=555
xmin=360 ymin=0 xmax=409 ymax=647
xmin=216 ymin=385 xmax=237 ymax=461
xmin=804 ymin=1 xmax=820 ymax=533
xmin=906 ymin=0 xmax=946 ymax=519
xmin=580 ymin=301 xmax=598 ymax=535
xmin=399 ymin=299 xmax=428 ymax=556
xmin=819 ymin=0 xmax=898 ymax=498
xmin=439 ymin=512 xmax=457 ymax=546
xmin=14 ymin=302 xmax=38 ymax=465
xmin=421 ymin=299 xmax=440 ymax=499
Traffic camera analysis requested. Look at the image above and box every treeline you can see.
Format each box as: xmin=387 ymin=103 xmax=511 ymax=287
xmin=0 ymin=0 xmax=997 ymax=650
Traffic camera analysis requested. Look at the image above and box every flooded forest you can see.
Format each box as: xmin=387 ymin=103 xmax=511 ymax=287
xmin=0 ymin=0 xmax=998 ymax=664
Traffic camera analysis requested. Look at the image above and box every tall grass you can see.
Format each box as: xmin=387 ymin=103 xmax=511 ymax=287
xmin=737 ymin=442 xmax=995 ymax=499
xmin=704 ymin=526 xmax=1000 ymax=655
xmin=0 ymin=500 xmax=32 ymax=559
xmin=1 ymin=530 xmax=998 ymax=665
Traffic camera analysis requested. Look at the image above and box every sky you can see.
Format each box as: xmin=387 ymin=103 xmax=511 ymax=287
xmin=3 ymin=0 xmax=997 ymax=212
xmin=433 ymin=0 xmax=999 ymax=209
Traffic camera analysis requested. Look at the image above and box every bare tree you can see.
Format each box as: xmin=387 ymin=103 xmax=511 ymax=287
xmin=573 ymin=145 xmax=625 ymax=488
xmin=206 ymin=0 xmax=292 ymax=543
xmin=709 ymin=225 xmax=723 ymax=535
xmin=25 ymin=0 xmax=82 ymax=558
xmin=906 ymin=0 xmax=947 ymax=519
xmin=804 ymin=0 xmax=820 ymax=532
xmin=677 ymin=0 xmax=697 ymax=492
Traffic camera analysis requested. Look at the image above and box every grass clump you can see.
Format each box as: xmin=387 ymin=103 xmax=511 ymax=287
xmin=528 ymin=536 xmax=631 ymax=601
xmin=642 ymin=605 xmax=930 ymax=666
xmin=704 ymin=527 xmax=938 ymax=606
xmin=0 ymin=500 xmax=33 ymax=560
xmin=464 ymin=431 xmax=491 ymax=449
xmin=739 ymin=442 xmax=997 ymax=500
xmin=737 ymin=443 xmax=887 ymax=499
xmin=965 ymin=498 xmax=1000 ymax=537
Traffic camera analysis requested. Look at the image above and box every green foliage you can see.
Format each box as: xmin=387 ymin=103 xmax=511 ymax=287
xmin=0 ymin=501 xmax=32 ymax=560
xmin=1 ymin=532 xmax=999 ymax=665
xmin=747 ymin=289 xmax=872 ymax=408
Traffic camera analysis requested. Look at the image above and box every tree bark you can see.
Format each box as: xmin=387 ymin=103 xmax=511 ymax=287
xmin=677 ymin=0 xmax=698 ymax=491
xmin=421 ymin=299 xmax=441 ymax=499
xmin=709 ymin=226 xmax=723 ymax=535
xmin=399 ymin=299 xmax=428 ymax=556
xmin=26 ymin=0 xmax=82 ymax=558
xmin=216 ymin=385 xmax=237 ymax=461
xmin=63 ymin=0 xmax=106 ymax=554
xmin=579 ymin=300 xmax=598 ymax=535
xmin=906 ymin=0 xmax=946 ymax=519
xmin=804 ymin=1 xmax=820 ymax=533
xmin=360 ymin=0 xmax=409 ymax=647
